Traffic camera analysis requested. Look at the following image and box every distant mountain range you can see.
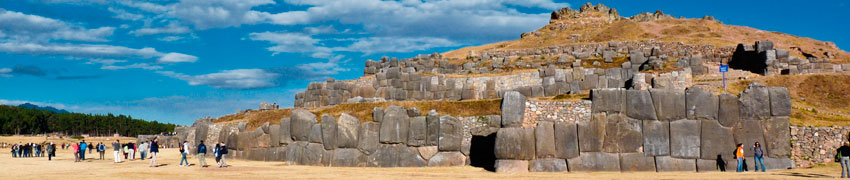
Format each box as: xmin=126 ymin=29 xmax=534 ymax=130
xmin=17 ymin=103 xmax=70 ymax=114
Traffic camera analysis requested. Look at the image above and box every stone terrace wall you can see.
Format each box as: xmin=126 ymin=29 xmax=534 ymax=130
xmin=790 ymin=126 xmax=850 ymax=168
xmin=493 ymin=82 xmax=794 ymax=172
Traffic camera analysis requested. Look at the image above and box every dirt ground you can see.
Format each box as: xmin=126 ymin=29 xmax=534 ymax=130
xmin=0 ymin=146 xmax=843 ymax=180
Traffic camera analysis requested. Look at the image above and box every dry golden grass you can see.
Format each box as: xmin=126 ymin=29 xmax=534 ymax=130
xmin=442 ymin=13 xmax=849 ymax=64
xmin=216 ymin=99 xmax=503 ymax=130
xmin=727 ymin=74 xmax=850 ymax=126
xmin=0 ymin=143 xmax=846 ymax=179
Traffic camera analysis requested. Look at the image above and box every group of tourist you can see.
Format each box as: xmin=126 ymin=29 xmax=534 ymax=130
xmin=729 ymin=142 xmax=767 ymax=172
xmin=177 ymin=140 xmax=229 ymax=168
xmin=9 ymin=142 xmax=55 ymax=160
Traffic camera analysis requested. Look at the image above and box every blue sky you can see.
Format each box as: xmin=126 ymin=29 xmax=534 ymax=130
xmin=0 ymin=0 xmax=847 ymax=125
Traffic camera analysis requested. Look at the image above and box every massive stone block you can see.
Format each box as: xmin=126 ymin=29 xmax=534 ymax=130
xmin=718 ymin=94 xmax=740 ymax=127
xmin=530 ymin=158 xmax=568 ymax=172
xmin=336 ymin=113 xmax=360 ymax=148
xmin=626 ymin=90 xmax=658 ymax=120
xmin=438 ymin=115 xmax=463 ymax=151
xmin=642 ymin=120 xmax=670 ymax=156
xmin=579 ymin=113 xmax=607 ymax=152
xmin=535 ymin=121 xmax=556 ymax=158
xmin=738 ymin=83 xmax=771 ymax=120
xmin=701 ymin=119 xmax=735 ymax=160
xmin=650 ymin=88 xmax=686 ymax=121
xmin=321 ymin=114 xmax=338 ymax=150
xmin=501 ymin=91 xmax=526 ymax=127
xmin=357 ymin=122 xmax=380 ymax=155
xmin=554 ymin=122 xmax=579 ymax=159
xmin=495 ymin=127 xmax=535 ymax=160
xmin=380 ymin=105 xmax=410 ymax=144
xmin=301 ymin=143 xmax=325 ymax=166
xmin=269 ymin=125 xmax=280 ymax=147
xmin=372 ymin=107 xmax=384 ymax=122
xmin=602 ymin=114 xmax=643 ymax=153
xmin=697 ymin=159 xmax=730 ymax=172
xmin=686 ymin=87 xmax=719 ymax=120
xmin=279 ymin=117 xmax=292 ymax=145
xmin=399 ymin=147 xmax=427 ymax=167
xmin=763 ymin=157 xmax=794 ymax=170
xmin=763 ymin=116 xmax=791 ymax=158
xmin=567 ymin=152 xmax=621 ymax=171
xmin=332 ymin=148 xmax=366 ymax=167
xmin=619 ymin=153 xmax=657 ymax=172
xmin=291 ymin=109 xmax=317 ymax=141
xmin=591 ymin=88 xmax=626 ymax=114
xmin=768 ymin=87 xmax=791 ymax=116
xmin=425 ymin=110 xmax=440 ymax=146
xmin=733 ymin=120 xmax=766 ymax=157
xmin=367 ymin=144 xmax=402 ymax=167
xmin=670 ymin=119 xmax=700 ymax=159
xmin=495 ymin=159 xmax=529 ymax=173
xmin=408 ymin=116 xmax=427 ymax=146
xmin=655 ymin=156 xmax=696 ymax=172
xmin=309 ymin=124 xmax=323 ymax=144
xmin=427 ymin=152 xmax=467 ymax=167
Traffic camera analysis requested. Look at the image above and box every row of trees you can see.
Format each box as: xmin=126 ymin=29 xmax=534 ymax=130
xmin=0 ymin=105 xmax=176 ymax=136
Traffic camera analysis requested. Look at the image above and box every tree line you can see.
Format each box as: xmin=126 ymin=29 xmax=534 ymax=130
xmin=0 ymin=105 xmax=176 ymax=136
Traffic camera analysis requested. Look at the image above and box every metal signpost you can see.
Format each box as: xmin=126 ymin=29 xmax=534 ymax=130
xmin=719 ymin=65 xmax=728 ymax=91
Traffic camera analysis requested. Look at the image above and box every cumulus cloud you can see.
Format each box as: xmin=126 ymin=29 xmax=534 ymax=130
xmin=0 ymin=9 xmax=115 ymax=42
xmin=101 ymin=63 xmax=163 ymax=70
xmin=157 ymin=69 xmax=280 ymax=89
xmin=157 ymin=36 xmax=184 ymax=42
xmin=0 ymin=68 xmax=10 ymax=77
xmin=108 ymin=7 xmax=144 ymax=21
xmin=130 ymin=21 xmax=191 ymax=36
xmin=157 ymin=52 xmax=198 ymax=63
xmin=338 ymin=37 xmax=459 ymax=54
xmin=168 ymin=0 xmax=276 ymax=29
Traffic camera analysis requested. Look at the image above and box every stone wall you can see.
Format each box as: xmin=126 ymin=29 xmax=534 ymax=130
xmin=493 ymin=82 xmax=794 ymax=172
xmin=790 ymin=126 xmax=850 ymax=168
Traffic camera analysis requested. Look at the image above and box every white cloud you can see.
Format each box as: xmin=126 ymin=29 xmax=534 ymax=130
xmin=157 ymin=69 xmax=280 ymax=89
xmin=157 ymin=36 xmax=184 ymax=42
xmin=0 ymin=68 xmax=10 ymax=73
xmin=101 ymin=63 xmax=163 ymax=70
xmin=338 ymin=37 xmax=459 ymax=54
xmin=168 ymin=0 xmax=276 ymax=29
xmin=108 ymin=7 xmax=144 ymax=21
xmin=130 ymin=21 xmax=191 ymax=36
xmin=86 ymin=59 xmax=127 ymax=65
xmin=0 ymin=9 xmax=115 ymax=42
xmin=157 ymin=52 xmax=198 ymax=63
xmin=296 ymin=58 xmax=349 ymax=76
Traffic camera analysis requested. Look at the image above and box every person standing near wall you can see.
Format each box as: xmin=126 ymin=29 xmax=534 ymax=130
xmin=838 ymin=142 xmax=850 ymax=178
xmin=179 ymin=141 xmax=190 ymax=167
xmin=735 ymin=144 xmax=744 ymax=172
xmin=112 ymin=140 xmax=121 ymax=163
xmin=219 ymin=142 xmax=228 ymax=168
xmin=197 ymin=140 xmax=208 ymax=168
xmin=753 ymin=142 xmax=766 ymax=172
xmin=149 ymin=138 xmax=159 ymax=167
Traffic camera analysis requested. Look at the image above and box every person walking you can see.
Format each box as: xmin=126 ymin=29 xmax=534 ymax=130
xmin=839 ymin=142 xmax=850 ymax=178
xmin=130 ymin=142 xmax=136 ymax=160
xmin=197 ymin=140 xmax=208 ymax=168
xmin=753 ymin=142 xmax=766 ymax=172
xmin=179 ymin=141 xmax=190 ymax=167
xmin=88 ymin=142 xmax=93 ymax=155
xmin=735 ymin=143 xmax=744 ymax=172
xmin=98 ymin=143 xmax=106 ymax=160
xmin=112 ymin=140 xmax=121 ymax=163
xmin=47 ymin=142 xmax=55 ymax=161
xmin=219 ymin=142 xmax=228 ymax=168
xmin=214 ymin=143 xmax=221 ymax=167
xmin=139 ymin=141 xmax=148 ymax=160
xmin=72 ymin=142 xmax=80 ymax=162
xmin=79 ymin=140 xmax=87 ymax=161
xmin=149 ymin=138 xmax=159 ymax=167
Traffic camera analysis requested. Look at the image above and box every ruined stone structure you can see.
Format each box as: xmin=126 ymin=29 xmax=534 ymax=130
xmin=790 ymin=126 xmax=850 ymax=168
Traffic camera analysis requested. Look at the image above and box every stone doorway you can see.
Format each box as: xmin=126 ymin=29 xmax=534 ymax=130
xmin=469 ymin=133 xmax=497 ymax=171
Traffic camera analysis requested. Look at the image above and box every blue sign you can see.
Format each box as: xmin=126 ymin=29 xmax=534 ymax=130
xmin=719 ymin=65 xmax=729 ymax=72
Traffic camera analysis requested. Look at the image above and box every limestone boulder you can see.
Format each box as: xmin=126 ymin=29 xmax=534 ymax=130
xmin=321 ymin=114 xmax=338 ymax=150
xmin=425 ymin=110 xmax=440 ymax=146
xmin=279 ymin=117 xmax=292 ymax=145
xmin=269 ymin=125 xmax=280 ymax=147
xmin=650 ymin=88 xmax=686 ymax=121
xmin=332 ymin=148 xmax=366 ymax=167
xmin=495 ymin=127 xmax=535 ymax=160
xmin=301 ymin=143 xmax=325 ymax=166
xmin=567 ymin=152 xmax=621 ymax=171
xmin=619 ymin=153 xmax=657 ymax=172
xmin=591 ymin=88 xmax=626 ymax=114
xmin=501 ymin=91 xmax=526 ymax=127
xmin=417 ymin=146 xmax=438 ymax=160
xmin=764 ymin=116 xmax=790 ymax=158
xmin=336 ymin=113 xmax=359 ymax=148
xmin=495 ymin=159 xmax=529 ymax=173
xmin=380 ymin=105 xmax=410 ymax=144
xmin=554 ymin=122 xmax=579 ymax=159
xmin=373 ymin=107 xmax=384 ymax=122
xmin=535 ymin=121 xmax=556 ymax=158
xmin=642 ymin=120 xmax=670 ymax=156
xmin=718 ymin=94 xmax=740 ymax=127
xmin=697 ymin=159 xmax=729 ymax=172
xmin=291 ymin=109 xmax=317 ymax=141
xmin=626 ymin=90 xmax=658 ymax=120
xmin=357 ymin=122 xmax=380 ymax=155
xmin=768 ymin=87 xmax=791 ymax=116
xmin=733 ymin=120 xmax=766 ymax=157
xmin=738 ymin=83 xmax=771 ymax=120
xmin=367 ymin=144 xmax=402 ymax=167
xmin=700 ymin=119 xmax=735 ymax=160
xmin=670 ymin=119 xmax=700 ymax=159
xmin=602 ymin=114 xmax=643 ymax=153
xmin=655 ymin=156 xmax=696 ymax=172
xmin=686 ymin=87 xmax=718 ymax=120
xmin=309 ymin=124 xmax=323 ymax=144
xmin=408 ymin=116 xmax=426 ymax=146
xmin=399 ymin=147 xmax=427 ymax=167
xmin=579 ymin=113 xmax=607 ymax=152
xmin=438 ymin=115 xmax=463 ymax=151
xmin=427 ymin=151 xmax=466 ymax=167
xmin=529 ymin=158 xmax=568 ymax=172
